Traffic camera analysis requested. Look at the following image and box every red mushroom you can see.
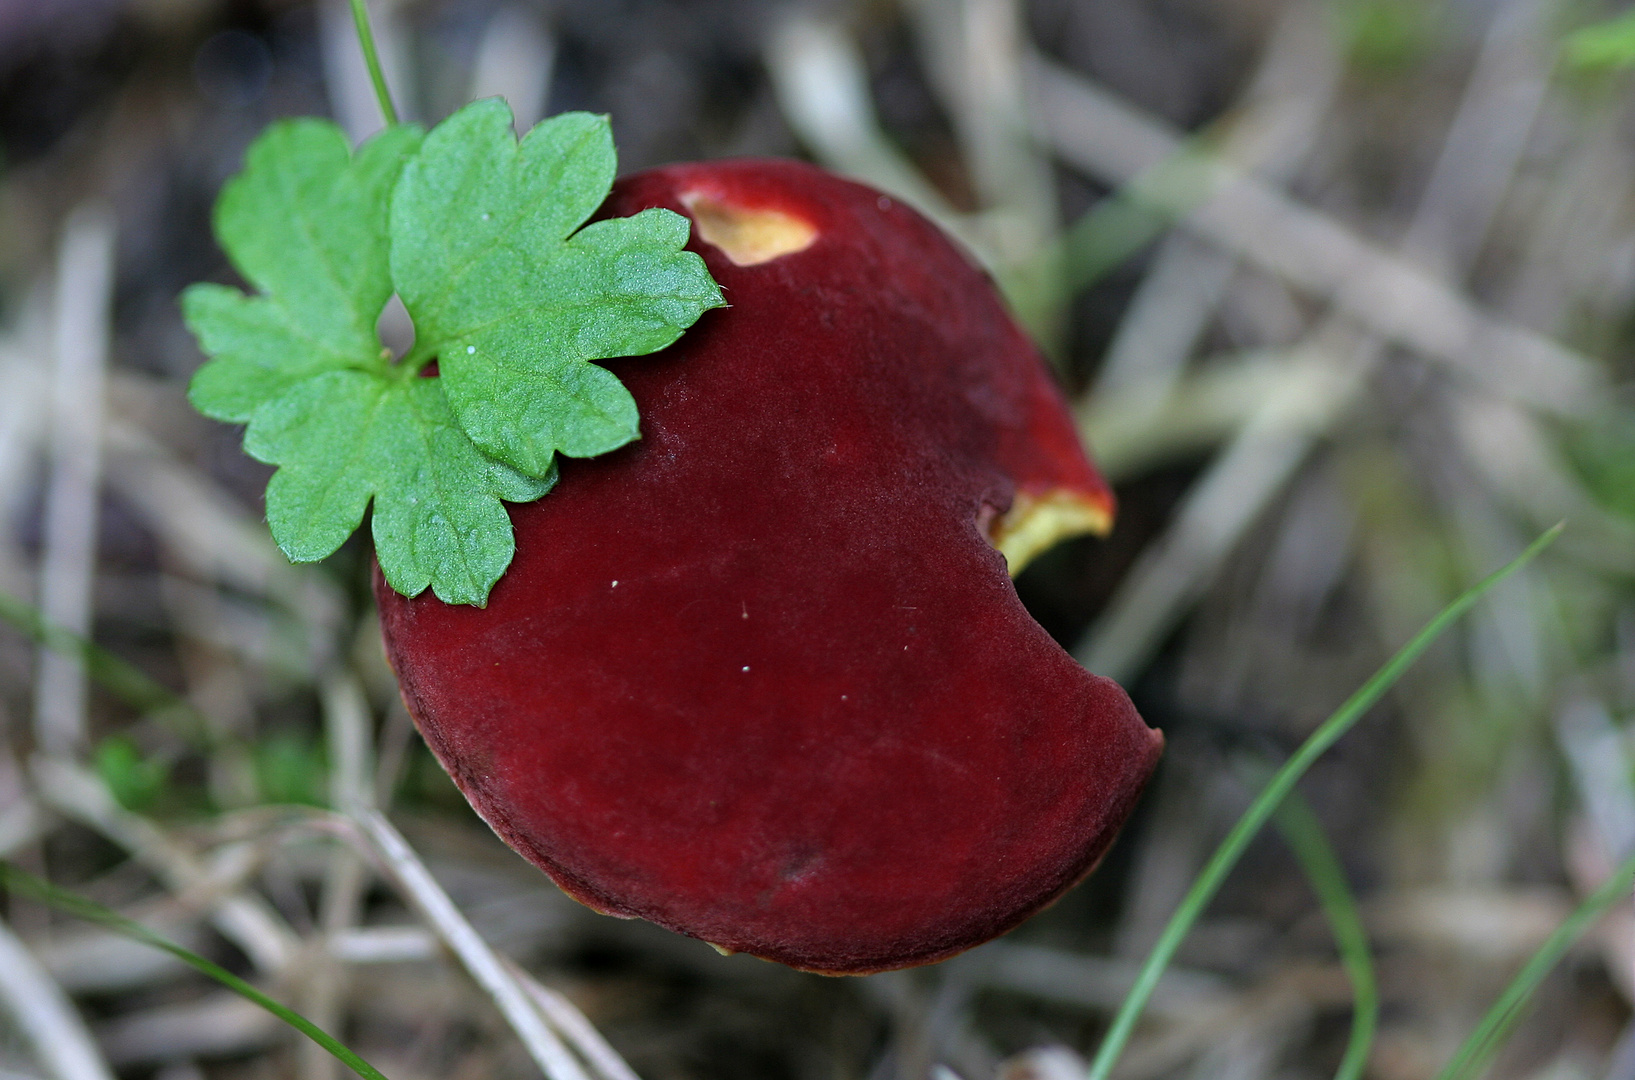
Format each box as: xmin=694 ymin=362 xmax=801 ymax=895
xmin=375 ymin=159 xmax=1162 ymax=975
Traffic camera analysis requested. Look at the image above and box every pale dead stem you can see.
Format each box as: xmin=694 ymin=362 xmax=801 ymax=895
xmin=0 ymin=918 xmax=115 ymax=1080
xmin=0 ymin=209 xmax=120 ymax=1080
xmin=1025 ymin=47 xmax=1597 ymax=416
xmin=301 ymin=674 xmax=373 ymax=1080
xmin=23 ymin=740 xmax=640 ymax=1080
xmin=33 ymin=205 xmax=115 ymax=760
xmin=319 ymin=669 xmax=639 ymax=1080
xmin=506 ymin=961 xmax=644 ymax=1080
xmin=764 ymin=17 xmax=982 ymax=258
xmin=1091 ymin=0 xmax=1343 ymax=419
xmin=349 ymin=807 xmax=595 ymax=1080
xmin=16 ymin=316 xmax=636 ymax=1080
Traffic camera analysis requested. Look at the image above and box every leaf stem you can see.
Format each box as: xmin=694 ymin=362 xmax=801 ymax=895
xmin=348 ymin=0 xmax=399 ymax=127
xmin=1084 ymin=524 xmax=1561 ymax=1080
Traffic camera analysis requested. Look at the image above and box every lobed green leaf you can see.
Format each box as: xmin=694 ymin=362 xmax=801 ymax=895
xmin=245 ymin=370 xmax=552 ymax=605
xmin=391 ymin=100 xmax=724 ymax=477
xmin=185 ymin=101 xmax=721 ymax=604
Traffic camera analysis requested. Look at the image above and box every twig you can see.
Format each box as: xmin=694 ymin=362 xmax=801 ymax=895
xmin=144 ymin=680 xmax=640 ymax=1080
xmin=352 ymin=808 xmax=594 ymax=1080
xmin=908 ymin=0 xmax=1053 ymax=243
xmin=907 ymin=0 xmax=1057 ymax=280
xmin=1397 ymin=0 xmax=1555 ymax=276
xmin=327 ymin=925 xmax=435 ymax=963
xmin=1091 ymin=233 xmax=1236 ymax=405
xmin=33 ymin=206 xmax=115 ymax=759
xmin=507 ymin=962 xmax=643 ymax=1080
xmin=909 ymin=0 xmax=1069 ymax=344
xmin=0 ymin=916 xmax=115 ymax=1080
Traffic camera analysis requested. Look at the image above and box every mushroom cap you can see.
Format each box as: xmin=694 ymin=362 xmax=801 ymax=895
xmin=376 ymin=159 xmax=1162 ymax=974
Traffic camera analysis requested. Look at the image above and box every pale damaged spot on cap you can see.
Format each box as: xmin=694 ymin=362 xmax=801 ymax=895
xmin=681 ymin=192 xmax=817 ymax=266
xmin=987 ymin=488 xmax=1115 ymax=577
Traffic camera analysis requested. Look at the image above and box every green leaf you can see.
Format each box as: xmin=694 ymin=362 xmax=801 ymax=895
xmin=185 ymin=119 xmax=562 ymax=605
xmin=186 ymin=102 xmax=720 ymax=605
xmin=391 ymin=100 xmax=725 ymax=477
xmin=244 ymin=369 xmax=554 ymax=605
xmin=185 ymin=121 xmax=424 ymax=422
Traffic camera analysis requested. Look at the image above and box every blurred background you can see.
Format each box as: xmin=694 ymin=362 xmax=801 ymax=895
xmin=1 ymin=0 xmax=1634 ymax=1077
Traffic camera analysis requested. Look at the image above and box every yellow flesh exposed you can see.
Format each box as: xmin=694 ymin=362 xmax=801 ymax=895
xmin=682 ymin=193 xmax=818 ymax=266
xmin=991 ymin=489 xmax=1114 ymax=577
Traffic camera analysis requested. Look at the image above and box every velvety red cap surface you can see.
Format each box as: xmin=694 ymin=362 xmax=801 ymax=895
xmin=376 ymin=159 xmax=1162 ymax=974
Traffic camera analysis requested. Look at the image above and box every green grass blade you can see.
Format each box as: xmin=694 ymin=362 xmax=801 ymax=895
xmin=0 ymin=592 xmax=211 ymax=745
xmin=0 ymin=592 xmax=182 ymax=715
xmin=0 ymin=860 xmax=390 ymax=1080
xmin=1058 ymin=197 xmax=1174 ymax=295
xmin=1085 ymin=524 xmax=1561 ymax=1080
xmin=1274 ymin=792 xmax=1378 ymax=1080
xmin=1433 ymin=846 xmax=1635 ymax=1080
xmin=1050 ymin=143 xmax=1220 ymax=296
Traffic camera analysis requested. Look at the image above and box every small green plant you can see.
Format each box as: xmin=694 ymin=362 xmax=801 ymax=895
xmin=92 ymin=734 xmax=169 ymax=812
xmin=1564 ymin=9 xmax=1635 ymax=72
xmin=252 ymin=731 xmax=328 ymax=806
xmin=183 ymin=2 xmax=722 ymax=607
xmin=1338 ymin=0 xmax=1443 ymax=73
